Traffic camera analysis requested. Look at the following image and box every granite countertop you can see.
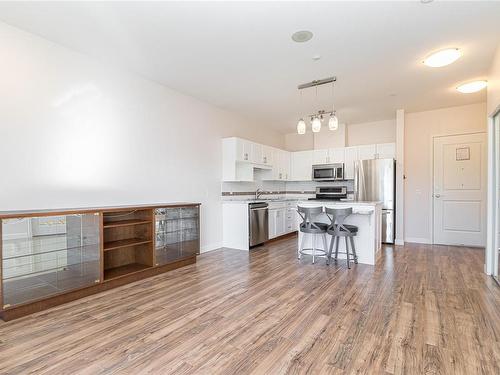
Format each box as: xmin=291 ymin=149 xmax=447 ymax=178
xmin=222 ymin=198 xmax=382 ymax=206
xmin=297 ymin=200 xmax=383 ymax=206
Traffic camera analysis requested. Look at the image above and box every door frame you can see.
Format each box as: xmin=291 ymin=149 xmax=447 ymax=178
xmin=430 ymin=131 xmax=487 ymax=246
xmin=487 ymin=105 xmax=500 ymax=278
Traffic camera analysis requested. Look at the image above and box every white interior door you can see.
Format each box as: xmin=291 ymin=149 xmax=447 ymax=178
xmin=433 ymin=133 xmax=487 ymax=246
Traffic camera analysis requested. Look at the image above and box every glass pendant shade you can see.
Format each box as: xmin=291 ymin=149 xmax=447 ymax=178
xmin=328 ymin=113 xmax=338 ymax=131
xmin=297 ymin=118 xmax=306 ymax=134
xmin=311 ymin=116 xmax=321 ymax=133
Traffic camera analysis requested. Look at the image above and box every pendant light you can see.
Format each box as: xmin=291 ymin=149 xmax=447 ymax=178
xmin=311 ymin=85 xmax=321 ymax=133
xmin=328 ymin=81 xmax=338 ymax=131
xmin=297 ymin=118 xmax=306 ymax=134
xmin=295 ymin=76 xmax=337 ymax=134
xmin=311 ymin=116 xmax=321 ymax=132
xmin=328 ymin=113 xmax=338 ymax=131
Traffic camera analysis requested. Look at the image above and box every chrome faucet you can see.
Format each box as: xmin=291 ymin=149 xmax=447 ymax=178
xmin=255 ymin=188 xmax=264 ymax=200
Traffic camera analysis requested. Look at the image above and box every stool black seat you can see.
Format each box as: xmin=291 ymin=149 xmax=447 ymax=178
xmin=334 ymin=224 xmax=358 ymax=233
xmin=300 ymin=221 xmax=328 ymax=233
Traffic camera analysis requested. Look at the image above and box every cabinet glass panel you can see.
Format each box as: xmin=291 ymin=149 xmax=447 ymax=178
xmin=1 ymin=213 xmax=100 ymax=308
xmin=155 ymin=207 xmax=199 ymax=265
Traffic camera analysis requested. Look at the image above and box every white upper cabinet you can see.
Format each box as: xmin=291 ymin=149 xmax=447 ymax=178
xmin=262 ymin=145 xmax=273 ymax=165
xmin=344 ymin=146 xmax=359 ymax=180
xmin=357 ymin=144 xmax=377 ymax=160
xmin=328 ymin=148 xmax=345 ymax=163
xmin=280 ymin=151 xmax=291 ymax=180
xmin=250 ymin=142 xmax=263 ymax=164
xmin=266 ymin=148 xmax=289 ymax=181
xmin=313 ymin=149 xmax=329 ymax=165
xmin=222 ymin=138 xmax=254 ymax=181
xmin=291 ymin=150 xmax=313 ymax=181
xmin=223 ymin=137 xmax=396 ymax=182
xmin=313 ymin=148 xmax=344 ymax=164
xmin=357 ymin=143 xmax=396 ymax=160
xmin=375 ymin=143 xmax=396 ymax=159
xmin=235 ymin=138 xmax=252 ymax=162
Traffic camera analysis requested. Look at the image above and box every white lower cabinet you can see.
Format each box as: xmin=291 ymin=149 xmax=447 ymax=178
xmin=268 ymin=208 xmax=286 ymax=239
xmin=269 ymin=209 xmax=277 ymax=239
xmin=268 ymin=201 xmax=297 ymax=239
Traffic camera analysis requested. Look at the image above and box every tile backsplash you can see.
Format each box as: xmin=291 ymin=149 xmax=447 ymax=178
xmin=221 ymin=177 xmax=354 ymax=199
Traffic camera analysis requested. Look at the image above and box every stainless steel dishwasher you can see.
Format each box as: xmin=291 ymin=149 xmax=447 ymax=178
xmin=248 ymin=202 xmax=269 ymax=247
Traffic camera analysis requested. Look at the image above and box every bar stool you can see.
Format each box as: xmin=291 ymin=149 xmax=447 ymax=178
xmin=325 ymin=207 xmax=358 ymax=268
xmin=297 ymin=206 xmax=328 ymax=264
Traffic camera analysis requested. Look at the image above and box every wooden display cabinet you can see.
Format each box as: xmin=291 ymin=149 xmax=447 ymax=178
xmin=0 ymin=203 xmax=200 ymax=321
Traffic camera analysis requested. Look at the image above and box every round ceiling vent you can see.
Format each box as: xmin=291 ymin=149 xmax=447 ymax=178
xmin=291 ymin=30 xmax=313 ymax=43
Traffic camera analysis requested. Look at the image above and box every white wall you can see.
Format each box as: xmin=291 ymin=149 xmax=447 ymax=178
xmin=404 ymin=102 xmax=487 ymax=243
xmin=346 ymin=119 xmax=396 ymax=146
xmin=0 ymin=22 xmax=285 ymax=252
xmin=284 ymin=119 xmax=396 ymax=151
xmin=284 ymin=124 xmax=346 ymax=151
xmin=285 ymin=132 xmax=314 ymax=152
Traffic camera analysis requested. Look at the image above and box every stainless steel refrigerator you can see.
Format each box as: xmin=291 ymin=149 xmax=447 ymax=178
xmin=354 ymin=158 xmax=395 ymax=244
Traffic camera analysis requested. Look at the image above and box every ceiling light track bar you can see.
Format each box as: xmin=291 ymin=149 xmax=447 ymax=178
xmin=298 ymin=76 xmax=336 ymax=90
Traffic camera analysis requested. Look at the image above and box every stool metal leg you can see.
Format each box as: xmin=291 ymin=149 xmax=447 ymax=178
xmin=334 ymin=235 xmax=340 ymax=261
xmin=345 ymin=237 xmax=350 ymax=269
xmin=312 ymin=234 xmax=316 ymax=264
xmin=350 ymin=236 xmax=358 ymax=264
xmin=327 ymin=235 xmax=335 ymax=265
xmin=322 ymin=234 xmax=328 ymax=264
xmin=298 ymin=232 xmax=306 ymax=259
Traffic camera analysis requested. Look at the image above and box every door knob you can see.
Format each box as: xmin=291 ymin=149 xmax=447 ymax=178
xmin=435 ymin=194 xmax=441 ymax=198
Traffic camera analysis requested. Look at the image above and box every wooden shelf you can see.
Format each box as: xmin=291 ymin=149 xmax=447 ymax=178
xmin=103 ymin=219 xmax=152 ymax=229
xmin=103 ymin=238 xmax=152 ymax=252
xmin=104 ymin=263 xmax=151 ymax=280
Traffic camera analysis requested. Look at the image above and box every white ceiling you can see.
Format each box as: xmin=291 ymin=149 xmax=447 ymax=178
xmin=1 ymin=1 xmax=499 ymax=133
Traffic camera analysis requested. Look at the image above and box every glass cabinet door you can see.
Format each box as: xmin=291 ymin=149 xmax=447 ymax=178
xmin=155 ymin=206 xmax=199 ymax=266
xmin=1 ymin=213 xmax=101 ymax=308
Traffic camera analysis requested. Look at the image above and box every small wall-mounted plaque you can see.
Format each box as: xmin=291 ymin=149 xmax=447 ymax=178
xmin=456 ymin=147 xmax=470 ymax=161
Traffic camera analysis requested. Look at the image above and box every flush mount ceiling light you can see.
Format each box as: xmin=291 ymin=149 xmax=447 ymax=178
xmin=456 ymin=80 xmax=488 ymax=94
xmin=423 ymin=48 xmax=461 ymax=67
xmin=291 ymin=30 xmax=313 ymax=43
xmin=296 ymin=77 xmax=339 ymax=135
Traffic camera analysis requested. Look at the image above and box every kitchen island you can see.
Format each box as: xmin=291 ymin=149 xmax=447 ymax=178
xmin=297 ymin=200 xmax=383 ymax=265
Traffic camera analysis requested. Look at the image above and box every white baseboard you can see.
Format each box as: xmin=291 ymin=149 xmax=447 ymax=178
xmin=394 ymin=239 xmax=405 ymax=246
xmin=404 ymin=237 xmax=432 ymax=244
xmin=200 ymin=242 xmax=223 ymax=253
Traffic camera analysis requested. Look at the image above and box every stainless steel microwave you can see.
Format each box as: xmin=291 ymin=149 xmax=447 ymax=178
xmin=312 ymin=163 xmax=345 ymax=181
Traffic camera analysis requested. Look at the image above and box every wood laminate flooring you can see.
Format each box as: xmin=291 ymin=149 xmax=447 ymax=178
xmin=1 ymin=236 xmax=499 ymax=374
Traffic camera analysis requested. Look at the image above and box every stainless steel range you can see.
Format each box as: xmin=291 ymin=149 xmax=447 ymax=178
xmin=308 ymin=186 xmax=347 ymax=201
